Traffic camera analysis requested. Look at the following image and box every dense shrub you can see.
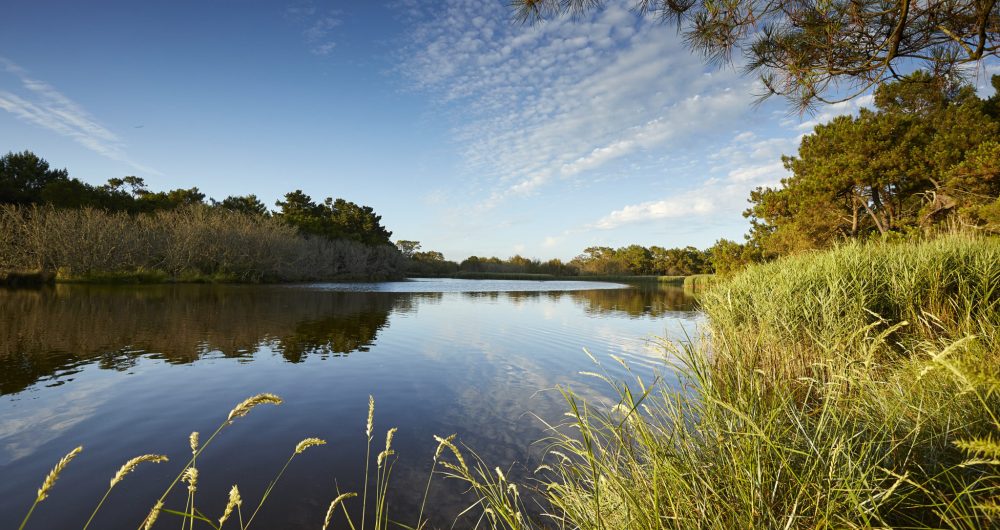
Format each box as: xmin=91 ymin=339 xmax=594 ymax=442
xmin=0 ymin=205 xmax=404 ymax=282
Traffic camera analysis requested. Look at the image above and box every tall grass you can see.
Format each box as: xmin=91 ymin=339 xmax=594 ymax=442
xmin=0 ymin=205 xmax=404 ymax=282
xmin=454 ymin=235 xmax=999 ymax=529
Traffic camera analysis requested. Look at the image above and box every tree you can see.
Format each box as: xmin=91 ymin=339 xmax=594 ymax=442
xmin=395 ymin=240 xmax=421 ymax=259
xmin=513 ymin=0 xmax=1000 ymax=110
xmin=276 ymin=190 xmax=393 ymax=245
xmin=0 ymin=151 xmax=69 ymax=205
xmin=745 ymin=73 xmax=1000 ymax=254
xmin=216 ymin=194 xmax=271 ymax=217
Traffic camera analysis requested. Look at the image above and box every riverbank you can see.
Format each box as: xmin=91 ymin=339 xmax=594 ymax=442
xmin=418 ymin=271 xmax=690 ymax=284
xmin=488 ymin=234 xmax=1000 ymax=528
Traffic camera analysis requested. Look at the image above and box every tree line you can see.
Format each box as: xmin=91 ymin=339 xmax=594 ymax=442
xmin=395 ymin=240 xmax=718 ymax=277
xmin=0 ymin=151 xmax=393 ymax=247
xmin=0 ymin=152 xmax=401 ymax=281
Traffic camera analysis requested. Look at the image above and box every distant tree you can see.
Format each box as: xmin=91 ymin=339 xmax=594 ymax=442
xmin=0 ymin=151 xmax=69 ymax=205
xmin=707 ymin=239 xmax=765 ymax=275
xmin=217 ymin=194 xmax=270 ymax=217
xmin=395 ymin=240 xmax=421 ymax=259
xmin=513 ymin=0 xmax=1000 ymax=111
xmin=276 ymin=190 xmax=393 ymax=245
xmin=413 ymin=250 xmax=446 ymax=262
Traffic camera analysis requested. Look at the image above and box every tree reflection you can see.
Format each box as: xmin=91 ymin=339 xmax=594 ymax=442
xmin=569 ymin=284 xmax=697 ymax=317
xmin=0 ymin=285 xmax=436 ymax=395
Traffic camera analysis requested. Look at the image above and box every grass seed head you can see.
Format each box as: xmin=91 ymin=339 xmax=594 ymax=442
xmin=189 ymin=431 xmax=199 ymax=455
xmin=433 ymin=434 xmax=456 ymax=462
xmin=143 ymin=500 xmax=163 ymax=530
xmin=227 ymin=393 xmax=282 ymax=423
xmin=218 ymin=485 xmax=242 ymax=527
xmin=295 ymin=437 xmax=327 ymax=454
xmin=432 ymin=434 xmax=467 ymax=471
xmin=182 ymin=466 xmax=199 ymax=493
xmin=110 ymin=454 xmax=168 ymax=488
xmin=37 ymin=445 xmax=83 ymax=502
xmin=322 ymin=492 xmax=357 ymax=530
xmin=366 ymin=395 xmax=375 ymax=438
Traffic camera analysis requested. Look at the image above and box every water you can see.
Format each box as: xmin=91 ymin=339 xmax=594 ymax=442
xmin=0 ymin=279 xmax=700 ymax=529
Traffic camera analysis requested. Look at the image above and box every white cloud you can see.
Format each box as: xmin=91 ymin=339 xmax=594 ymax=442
xmin=591 ymin=131 xmax=795 ymax=230
xmin=286 ymin=3 xmax=341 ymax=56
xmin=397 ymin=0 xmax=753 ymax=208
xmin=0 ymin=57 xmax=157 ymax=174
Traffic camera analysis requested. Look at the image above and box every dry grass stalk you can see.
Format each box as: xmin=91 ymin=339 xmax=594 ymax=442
xmin=218 ymin=485 xmax=242 ymax=527
xmin=111 ymin=454 xmax=168 ymax=488
xmin=227 ymin=393 xmax=282 ymax=423
xmin=322 ymin=492 xmax=357 ymax=530
xmin=294 ymin=437 xmax=326 ymax=454
xmin=37 ymin=446 xmax=83 ymax=502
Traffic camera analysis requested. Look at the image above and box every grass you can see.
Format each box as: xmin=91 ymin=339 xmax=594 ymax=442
xmin=681 ymin=273 xmax=715 ymax=292
xmin=457 ymin=234 xmax=999 ymax=529
xmin=15 ymin=235 xmax=1000 ymax=528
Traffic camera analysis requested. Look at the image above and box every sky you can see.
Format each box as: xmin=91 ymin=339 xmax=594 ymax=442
xmin=1 ymin=0 xmax=997 ymax=261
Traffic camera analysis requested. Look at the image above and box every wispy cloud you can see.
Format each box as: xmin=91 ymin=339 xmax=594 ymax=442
xmin=590 ymin=131 xmax=796 ymax=230
xmin=397 ymin=0 xmax=753 ymax=209
xmin=0 ymin=57 xmax=157 ymax=174
xmin=285 ymin=2 xmax=341 ymax=56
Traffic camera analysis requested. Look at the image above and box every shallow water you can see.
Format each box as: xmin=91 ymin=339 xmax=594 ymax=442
xmin=0 ymin=279 xmax=700 ymax=529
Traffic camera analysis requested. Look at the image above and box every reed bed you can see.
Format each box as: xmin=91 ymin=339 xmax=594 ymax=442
xmin=0 ymin=205 xmax=403 ymax=282
xmin=454 ymin=235 xmax=999 ymax=529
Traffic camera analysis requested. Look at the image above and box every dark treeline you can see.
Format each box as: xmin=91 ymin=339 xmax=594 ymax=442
xmin=395 ymin=240 xmax=717 ymax=277
xmin=0 ymin=151 xmax=402 ymax=281
xmin=711 ymin=72 xmax=1000 ymax=273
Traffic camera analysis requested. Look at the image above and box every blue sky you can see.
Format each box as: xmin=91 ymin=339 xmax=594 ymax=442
xmin=1 ymin=1 xmax=996 ymax=261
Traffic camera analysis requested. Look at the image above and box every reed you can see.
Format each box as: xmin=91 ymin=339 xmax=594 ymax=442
xmin=476 ymin=234 xmax=1000 ymax=529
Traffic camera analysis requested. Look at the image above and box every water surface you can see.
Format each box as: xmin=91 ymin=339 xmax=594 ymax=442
xmin=0 ymin=279 xmax=699 ymax=529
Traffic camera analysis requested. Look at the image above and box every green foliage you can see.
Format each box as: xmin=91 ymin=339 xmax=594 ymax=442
xmin=571 ymin=245 xmax=712 ymax=276
xmin=746 ymin=73 xmax=1000 ymax=256
xmin=399 ymin=241 xmax=460 ymax=276
xmin=459 ymin=254 xmax=577 ymax=276
xmin=453 ymin=235 xmax=1000 ymax=529
xmin=512 ymin=0 xmax=1000 ymax=111
xmin=275 ymin=190 xmax=392 ymax=246
xmin=214 ymin=195 xmax=270 ymax=217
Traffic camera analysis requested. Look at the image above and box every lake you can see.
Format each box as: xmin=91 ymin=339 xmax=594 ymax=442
xmin=0 ymin=279 xmax=700 ymax=529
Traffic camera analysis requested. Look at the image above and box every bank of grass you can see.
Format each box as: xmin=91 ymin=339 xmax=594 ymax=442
xmin=458 ymin=234 xmax=999 ymax=528
xmin=681 ymin=272 xmax=715 ymax=292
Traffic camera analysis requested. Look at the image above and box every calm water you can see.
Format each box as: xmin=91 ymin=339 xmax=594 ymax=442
xmin=0 ymin=279 xmax=700 ymax=529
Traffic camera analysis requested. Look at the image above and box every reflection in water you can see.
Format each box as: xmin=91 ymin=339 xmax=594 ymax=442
xmin=0 ymin=285 xmax=433 ymax=395
xmin=0 ymin=283 xmax=693 ymax=397
xmin=570 ymin=282 xmax=698 ymax=316
xmin=0 ymin=281 xmax=697 ymax=529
